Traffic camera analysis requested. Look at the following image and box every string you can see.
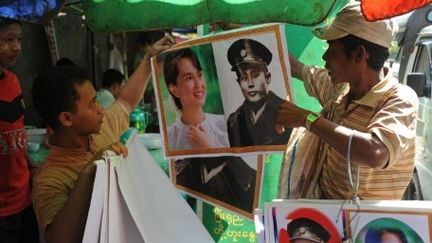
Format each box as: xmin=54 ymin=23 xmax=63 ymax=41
xmin=336 ymin=130 xmax=363 ymax=241
xmin=347 ymin=130 xmax=360 ymax=201
xmin=336 ymin=199 xmax=360 ymax=241
xmin=346 ymin=130 xmax=361 ymax=241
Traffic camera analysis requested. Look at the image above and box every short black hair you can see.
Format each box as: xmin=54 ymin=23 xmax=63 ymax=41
xmin=32 ymin=66 xmax=90 ymax=130
xmin=163 ymin=48 xmax=202 ymax=110
xmin=339 ymin=35 xmax=389 ymax=71
xmin=101 ymin=69 xmax=124 ymax=89
xmin=0 ymin=17 xmax=21 ymax=30
xmin=56 ymin=58 xmax=76 ymax=67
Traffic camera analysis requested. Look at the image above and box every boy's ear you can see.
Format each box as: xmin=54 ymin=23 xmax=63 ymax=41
xmin=58 ymin=111 xmax=73 ymax=127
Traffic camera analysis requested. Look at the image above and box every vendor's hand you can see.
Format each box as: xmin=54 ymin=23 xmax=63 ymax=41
xmin=145 ymin=33 xmax=175 ymax=57
xmin=188 ymin=125 xmax=212 ymax=148
xmin=274 ymin=124 xmax=286 ymax=134
xmin=276 ymin=101 xmax=311 ymax=128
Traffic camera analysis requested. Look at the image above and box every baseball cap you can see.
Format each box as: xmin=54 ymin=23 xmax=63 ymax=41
xmin=312 ymin=3 xmax=398 ymax=48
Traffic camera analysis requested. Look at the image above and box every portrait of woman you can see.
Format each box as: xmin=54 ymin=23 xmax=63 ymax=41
xmin=354 ymin=217 xmax=425 ymax=243
xmin=163 ymin=47 xmax=229 ymax=150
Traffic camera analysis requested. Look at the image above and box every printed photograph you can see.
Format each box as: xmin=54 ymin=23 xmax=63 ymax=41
xmin=347 ymin=211 xmax=430 ymax=243
xmin=170 ymin=154 xmax=263 ymax=219
xmin=265 ymin=204 xmax=346 ymax=243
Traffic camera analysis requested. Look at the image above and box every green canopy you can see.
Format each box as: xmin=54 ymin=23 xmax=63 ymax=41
xmin=82 ymin=0 xmax=348 ymax=32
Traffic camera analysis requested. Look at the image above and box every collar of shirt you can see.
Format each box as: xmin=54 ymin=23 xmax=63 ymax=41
xmin=352 ymin=67 xmax=396 ymax=108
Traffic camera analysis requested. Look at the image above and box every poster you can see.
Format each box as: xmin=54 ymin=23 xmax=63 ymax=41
xmin=171 ymin=155 xmax=264 ymax=220
xmin=265 ymin=201 xmax=346 ymax=243
xmin=348 ymin=211 xmax=430 ymax=243
xmin=151 ymin=24 xmax=293 ymax=158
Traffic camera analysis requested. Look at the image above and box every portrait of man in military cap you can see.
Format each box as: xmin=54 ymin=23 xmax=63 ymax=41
xmin=287 ymin=218 xmax=330 ymax=243
xmin=225 ymin=38 xmax=292 ymax=147
xmin=172 ymin=155 xmax=262 ymax=216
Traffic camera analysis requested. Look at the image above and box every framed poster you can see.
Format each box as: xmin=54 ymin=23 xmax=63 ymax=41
xmin=151 ymin=24 xmax=293 ymax=158
xmin=261 ymin=200 xmax=432 ymax=243
xmin=170 ymin=154 xmax=264 ymax=220
xmin=264 ymin=200 xmax=346 ymax=243
xmin=347 ymin=210 xmax=431 ymax=243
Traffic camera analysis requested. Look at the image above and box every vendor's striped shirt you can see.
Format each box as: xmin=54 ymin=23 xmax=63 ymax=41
xmin=301 ymin=65 xmax=418 ymax=200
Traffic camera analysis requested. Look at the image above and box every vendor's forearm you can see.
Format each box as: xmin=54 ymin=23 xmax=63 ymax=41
xmin=45 ymin=163 xmax=96 ymax=243
xmin=309 ymin=117 xmax=389 ymax=169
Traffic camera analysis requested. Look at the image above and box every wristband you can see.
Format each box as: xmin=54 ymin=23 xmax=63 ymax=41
xmin=305 ymin=112 xmax=320 ymax=130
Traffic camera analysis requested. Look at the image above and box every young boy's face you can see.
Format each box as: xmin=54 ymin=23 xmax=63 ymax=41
xmin=0 ymin=23 xmax=22 ymax=67
xmin=70 ymin=81 xmax=104 ymax=135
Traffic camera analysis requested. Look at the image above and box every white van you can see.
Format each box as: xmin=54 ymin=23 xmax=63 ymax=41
xmin=392 ymin=11 xmax=432 ymax=199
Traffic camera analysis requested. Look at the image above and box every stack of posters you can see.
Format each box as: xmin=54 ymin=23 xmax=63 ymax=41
xmin=82 ymin=133 xmax=213 ymax=243
xmin=258 ymin=199 xmax=432 ymax=243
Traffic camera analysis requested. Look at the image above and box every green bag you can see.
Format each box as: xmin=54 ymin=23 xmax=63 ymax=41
xmin=82 ymin=0 xmax=348 ymax=33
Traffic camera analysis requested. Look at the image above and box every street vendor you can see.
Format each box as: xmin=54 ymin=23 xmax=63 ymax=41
xmin=276 ymin=3 xmax=418 ymax=200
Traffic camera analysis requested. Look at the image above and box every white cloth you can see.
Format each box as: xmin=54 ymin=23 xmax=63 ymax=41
xmin=168 ymin=113 xmax=229 ymax=150
xmin=97 ymin=89 xmax=115 ymax=109
xmin=82 ymin=134 xmax=214 ymax=243
xmin=108 ymin=45 xmax=124 ymax=74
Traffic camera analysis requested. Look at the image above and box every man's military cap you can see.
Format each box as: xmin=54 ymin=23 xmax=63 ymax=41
xmin=227 ymin=38 xmax=272 ymax=71
xmin=287 ymin=218 xmax=330 ymax=243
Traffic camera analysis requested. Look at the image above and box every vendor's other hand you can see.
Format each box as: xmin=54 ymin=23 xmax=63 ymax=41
xmin=188 ymin=125 xmax=212 ymax=148
xmin=276 ymin=101 xmax=311 ymax=128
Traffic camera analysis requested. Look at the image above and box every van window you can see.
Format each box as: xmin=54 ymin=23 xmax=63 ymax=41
xmin=413 ymin=42 xmax=432 ymax=80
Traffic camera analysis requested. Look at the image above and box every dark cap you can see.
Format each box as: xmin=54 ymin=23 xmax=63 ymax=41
xmin=227 ymin=38 xmax=272 ymax=72
xmin=287 ymin=218 xmax=330 ymax=243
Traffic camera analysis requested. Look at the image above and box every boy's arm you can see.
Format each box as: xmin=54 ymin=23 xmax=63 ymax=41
xmin=44 ymin=143 xmax=127 ymax=243
xmin=117 ymin=34 xmax=174 ymax=111
xmin=44 ymin=162 xmax=96 ymax=243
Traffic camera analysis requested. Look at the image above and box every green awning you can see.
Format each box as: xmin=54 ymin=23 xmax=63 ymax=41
xmin=82 ymin=0 xmax=349 ymax=33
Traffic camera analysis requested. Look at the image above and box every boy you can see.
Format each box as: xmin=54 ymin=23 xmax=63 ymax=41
xmin=32 ymin=34 xmax=174 ymax=243
xmin=0 ymin=17 xmax=40 ymax=243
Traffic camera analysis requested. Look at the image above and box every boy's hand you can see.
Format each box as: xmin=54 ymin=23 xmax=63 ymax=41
xmin=109 ymin=141 xmax=128 ymax=158
xmin=146 ymin=33 xmax=175 ymax=57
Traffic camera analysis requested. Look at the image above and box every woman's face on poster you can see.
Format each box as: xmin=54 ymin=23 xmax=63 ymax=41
xmin=169 ymin=57 xmax=207 ymax=109
xmin=381 ymin=231 xmax=404 ymax=243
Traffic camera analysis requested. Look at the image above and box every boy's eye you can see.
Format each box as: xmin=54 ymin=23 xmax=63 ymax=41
xmin=90 ymin=100 xmax=97 ymax=108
